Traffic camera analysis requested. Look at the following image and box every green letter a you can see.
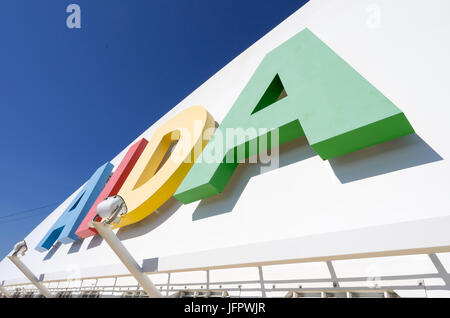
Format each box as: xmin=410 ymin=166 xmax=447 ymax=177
xmin=174 ymin=28 xmax=414 ymax=204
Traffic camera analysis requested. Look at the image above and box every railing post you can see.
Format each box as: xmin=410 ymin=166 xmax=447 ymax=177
xmin=0 ymin=284 xmax=12 ymax=298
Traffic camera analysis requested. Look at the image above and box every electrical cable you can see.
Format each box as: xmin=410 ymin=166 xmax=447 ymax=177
xmin=0 ymin=202 xmax=58 ymax=220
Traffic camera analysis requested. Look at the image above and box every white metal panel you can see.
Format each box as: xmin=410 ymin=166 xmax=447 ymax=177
xmin=1 ymin=0 xmax=450 ymax=284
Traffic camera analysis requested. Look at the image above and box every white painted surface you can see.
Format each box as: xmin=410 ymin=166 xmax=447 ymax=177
xmin=1 ymin=0 xmax=450 ymax=289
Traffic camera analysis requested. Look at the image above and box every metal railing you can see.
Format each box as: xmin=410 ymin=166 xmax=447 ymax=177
xmin=2 ymin=274 xmax=445 ymax=298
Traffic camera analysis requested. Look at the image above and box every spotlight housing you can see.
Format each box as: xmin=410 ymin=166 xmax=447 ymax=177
xmin=96 ymin=195 xmax=127 ymax=225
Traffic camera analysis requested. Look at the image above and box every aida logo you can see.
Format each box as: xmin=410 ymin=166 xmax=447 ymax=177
xmin=35 ymin=29 xmax=414 ymax=252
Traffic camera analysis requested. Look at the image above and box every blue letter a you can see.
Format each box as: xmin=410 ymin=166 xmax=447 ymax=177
xmin=35 ymin=163 xmax=113 ymax=252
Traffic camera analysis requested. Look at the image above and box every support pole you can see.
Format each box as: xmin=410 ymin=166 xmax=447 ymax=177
xmin=7 ymin=256 xmax=54 ymax=298
xmin=91 ymin=222 xmax=162 ymax=298
xmin=0 ymin=284 xmax=11 ymax=298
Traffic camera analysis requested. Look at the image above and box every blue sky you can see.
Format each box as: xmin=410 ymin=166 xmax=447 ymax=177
xmin=0 ymin=0 xmax=308 ymax=259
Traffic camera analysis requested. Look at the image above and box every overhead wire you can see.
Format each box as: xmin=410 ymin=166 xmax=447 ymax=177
xmin=0 ymin=202 xmax=59 ymax=226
